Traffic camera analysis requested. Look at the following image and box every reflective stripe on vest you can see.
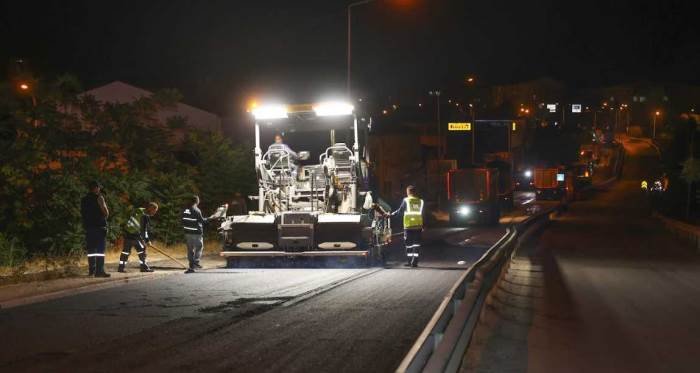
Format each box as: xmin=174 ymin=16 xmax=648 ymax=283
xmin=182 ymin=208 xmax=203 ymax=234
xmin=403 ymin=197 xmax=424 ymax=229
xmin=125 ymin=208 xmax=145 ymax=235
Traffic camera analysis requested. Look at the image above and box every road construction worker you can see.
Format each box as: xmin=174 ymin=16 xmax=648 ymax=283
xmin=391 ymin=185 xmax=424 ymax=267
xmin=118 ymin=202 xmax=158 ymax=273
xmin=80 ymin=181 xmax=110 ymax=277
xmin=182 ymin=195 xmax=218 ymax=274
xmin=270 ymin=133 xmax=298 ymax=160
xmin=661 ymin=173 xmax=669 ymax=191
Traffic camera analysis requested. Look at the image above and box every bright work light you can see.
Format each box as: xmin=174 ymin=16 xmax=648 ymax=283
xmin=313 ymin=101 xmax=354 ymax=117
xmin=524 ymin=170 xmax=532 ymax=178
xmin=252 ymin=104 xmax=288 ymax=120
xmin=458 ymin=206 xmax=471 ymax=216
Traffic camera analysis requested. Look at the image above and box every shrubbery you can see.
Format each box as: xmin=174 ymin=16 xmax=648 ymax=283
xmin=0 ymin=76 xmax=254 ymax=265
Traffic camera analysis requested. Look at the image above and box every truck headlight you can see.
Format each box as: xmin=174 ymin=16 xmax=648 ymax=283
xmin=458 ymin=206 xmax=471 ymax=216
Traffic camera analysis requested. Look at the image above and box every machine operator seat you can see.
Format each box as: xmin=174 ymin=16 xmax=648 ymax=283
xmin=267 ymin=144 xmax=297 ymax=170
xmin=265 ymin=144 xmax=298 ymax=187
xmin=326 ymin=143 xmax=354 ymax=181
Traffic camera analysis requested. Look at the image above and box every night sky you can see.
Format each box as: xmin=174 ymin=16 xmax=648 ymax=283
xmin=2 ymin=0 xmax=699 ymax=115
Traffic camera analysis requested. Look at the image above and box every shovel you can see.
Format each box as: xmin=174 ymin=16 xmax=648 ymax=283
xmin=147 ymin=243 xmax=188 ymax=269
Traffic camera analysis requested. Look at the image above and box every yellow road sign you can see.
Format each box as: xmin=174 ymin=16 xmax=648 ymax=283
xmin=448 ymin=122 xmax=472 ymax=131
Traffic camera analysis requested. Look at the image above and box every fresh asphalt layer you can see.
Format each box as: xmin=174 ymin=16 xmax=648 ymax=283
xmin=0 ymin=223 xmax=510 ymax=372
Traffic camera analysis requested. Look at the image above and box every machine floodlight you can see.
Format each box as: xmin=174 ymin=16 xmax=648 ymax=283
xmin=524 ymin=170 xmax=532 ymax=178
xmin=252 ymin=104 xmax=288 ymax=120
xmin=313 ymin=101 xmax=354 ymax=117
xmin=458 ymin=206 xmax=471 ymax=216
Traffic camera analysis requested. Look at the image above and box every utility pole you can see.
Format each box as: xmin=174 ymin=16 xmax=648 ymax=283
xmin=472 ymin=122 xmax=476 ymax=165
xmin=347 ymin=0 xmax=376 ymax=97
xmin=687 ymin=119 xmax=697 ymax=219
xmin=593 ymin=109 xmax=598 ymax=129
xmin=653 ymin=111 xmax=660 ymax=139
xmin=429 ymin=90 xmax=442 ymax=159
xmin=562 ymin=103 xmax=566 ymax=127
xmin=438 ymin=94 xmax=442 ymax=159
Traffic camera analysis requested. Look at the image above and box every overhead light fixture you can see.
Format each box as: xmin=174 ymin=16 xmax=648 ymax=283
xmin=251 ymin=104 xmax=288 ymax=120
xmin=313 ymin=101 xmax=354 ymax=117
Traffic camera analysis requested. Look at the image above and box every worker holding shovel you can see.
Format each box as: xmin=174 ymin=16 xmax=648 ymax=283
xmin=118 ymin=202 xmax=159 ymax=273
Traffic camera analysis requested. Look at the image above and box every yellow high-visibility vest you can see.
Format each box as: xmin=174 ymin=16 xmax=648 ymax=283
xmin=125 ymin=208 xmax=145 ymax=235
xmin=403 ymin=196 xmax=424 ymax=229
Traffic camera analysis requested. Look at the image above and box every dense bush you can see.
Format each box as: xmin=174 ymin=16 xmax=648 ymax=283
xmin=0 ymin=76 xmax=254 ymax=265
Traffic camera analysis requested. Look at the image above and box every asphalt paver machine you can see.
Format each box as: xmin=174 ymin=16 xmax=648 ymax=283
xmin=220 ymin=102 xmax=390 ymax=266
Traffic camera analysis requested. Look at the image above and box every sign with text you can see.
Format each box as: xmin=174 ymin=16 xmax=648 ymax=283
xmin=448 ymin=122 xmax=472 ymax=131
xmin=547 ymin=104 xmax=557 ymax=113
xmin=572 ymin=104 xmax=582 ymax=113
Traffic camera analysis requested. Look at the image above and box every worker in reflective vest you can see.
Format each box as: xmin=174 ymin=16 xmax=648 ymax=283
xmin=391 ymin=185 xmax=424 ymax=267
xmin=119 ymin=202 xmax=158 ymax=273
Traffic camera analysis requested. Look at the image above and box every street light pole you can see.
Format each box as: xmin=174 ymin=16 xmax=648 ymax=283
xmin=437 ymin=93 xmax=442 ymax=160
xmin=653 ymin=111 xmax=660 ymax=139
xmin=347 ymin=0 xmax=376 ymax=97
xmin=429 ymin=91 xmax=442 ymax=159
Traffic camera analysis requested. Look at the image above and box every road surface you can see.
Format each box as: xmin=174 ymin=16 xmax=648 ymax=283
xmin=0 ymin=224 xmax=509 ymax=372
xmin=464 ymin=138 xmax=700 ymax=373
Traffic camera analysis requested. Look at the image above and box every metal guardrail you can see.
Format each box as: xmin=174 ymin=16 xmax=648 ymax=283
xmin=396 ymin=206 xmax=560 ymax=373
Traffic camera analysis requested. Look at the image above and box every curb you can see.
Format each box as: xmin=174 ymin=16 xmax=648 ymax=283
xmin=655 ymin=214 xmax=700 ymax=253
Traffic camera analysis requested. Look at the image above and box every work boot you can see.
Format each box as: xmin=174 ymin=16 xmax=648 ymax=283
xmin=94 ymin=256 xmax=110 ymax=277
xmin=117 ymin=264 xmax=126 ymax=273
xmin=140 ymin=264 xmax=154 ymax=273
xmin=194 ymin=263 xmax=203 ymax=269
xmin=88 ymin=257 xmax=96 ymax=276
xmin=184 ymin=268 xmax=195 ymax=274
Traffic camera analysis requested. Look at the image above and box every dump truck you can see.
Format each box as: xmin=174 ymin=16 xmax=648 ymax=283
xmin=219 ymin=101 xmax=390 ymax=267
xmin=447 ymin=168 xmax=500 ymax=225
xmin=534 ymin=167 xmax=572 ymax=200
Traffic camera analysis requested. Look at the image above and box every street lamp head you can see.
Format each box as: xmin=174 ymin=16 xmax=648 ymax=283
xmin=246 ymin=99 xmax=258 ymax=113
xmin=314 ymin=101 xmax=354 ymax=117
xmin=19 ymin=83 xmax=30 ymax=91
xmin=655 ymin=111 xmax=661 ymax=116
xmin=251 ymin=104 xmax=288 ymax=120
